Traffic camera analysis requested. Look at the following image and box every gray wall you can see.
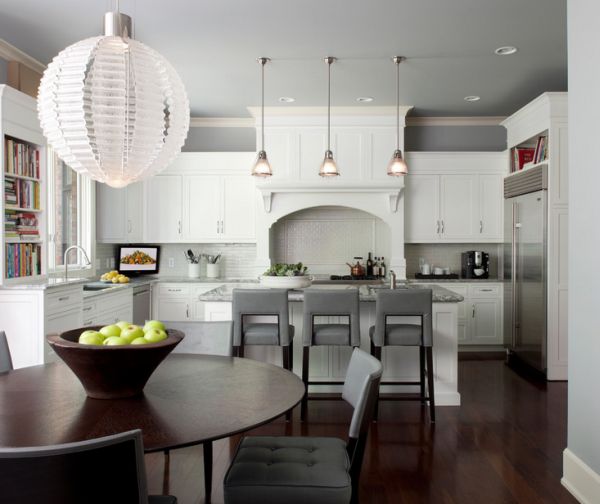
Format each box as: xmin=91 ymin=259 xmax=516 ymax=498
xmin=182 ymin=127 xmax=256 ymax=152
xmin=567 ymin=0 xmax=600 ymax=478
xmin=405 ymin=125 xmax=506 ymax=151
xmin=0 ymin=58 xmax=8 ymax=84
xmin=182 ymin=124 xmax=507 ymax=153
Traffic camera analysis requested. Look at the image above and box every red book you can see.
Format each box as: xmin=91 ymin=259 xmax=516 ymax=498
xmin=515 ymin=148 xmax=535 ymax=170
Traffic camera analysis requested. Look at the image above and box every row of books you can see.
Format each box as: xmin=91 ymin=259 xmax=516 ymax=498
xmin=4 ymin=137 xmax=41 ymax=179
xmin=511 ymin=135 xmax=549 ymax=172
xmin=5 ymin=243 xmax=42 ymax=279
xmin=4 ymin=177 xmax=40 ymax=209
xmin=4 ymin=210 xmax=39 ymax=239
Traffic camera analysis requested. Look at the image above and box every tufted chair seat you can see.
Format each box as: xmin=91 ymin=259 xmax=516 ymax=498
xmin=224 ymin=436 xmax=351 ymax=504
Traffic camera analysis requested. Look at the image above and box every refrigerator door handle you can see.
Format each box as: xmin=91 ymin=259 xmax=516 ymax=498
xmin=511 ymin=202 xmax=518 ymax=350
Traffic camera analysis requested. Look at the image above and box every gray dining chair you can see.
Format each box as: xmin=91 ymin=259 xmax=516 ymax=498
xmin=223 ymin=348 xmax=383 ymax=504
xmin=0 ymin=330 xmax=13 ymax=373
xmin=232 ymin=289 xmax=294 ymax=371
xmin=0 ymin=429 xmax=176 ymax=504
xmin=301 ymin=288 xmax=360 ymax=421
xmin=369 ymin=288 xmax=435 ymax=422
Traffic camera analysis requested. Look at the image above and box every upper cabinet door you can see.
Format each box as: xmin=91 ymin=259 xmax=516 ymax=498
xmin=404 ymin=174 xmax=440 ymax=243
xmin=221 ymin=176 xmax=256 ymax=242
xmin=183 ymin=175 xmax=221 ymax=242
xmin=144 ymin=175 xmax=183 ymax=242
xmin=439 ymin=174 xmax=479 ymax=241
xmin=479 ymin=174 xmax=503 ymax=241
xmin=96 ymin=183 xmax=127 ymax=243
xmin=125 ymin=181 xmax=144 ymax=242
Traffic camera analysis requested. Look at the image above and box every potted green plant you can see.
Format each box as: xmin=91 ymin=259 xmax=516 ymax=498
xmin=259 ymin=262 xmax=312 ymax=289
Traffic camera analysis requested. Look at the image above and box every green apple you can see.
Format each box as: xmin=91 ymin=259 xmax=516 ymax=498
xmin=99 ymin=324 xmax=121 ymax=338
xmin=78 ymin=331 xmax=104 ymax=345
xmin=144 ymin=328 xmax=168 ymax=343
xmin=116 ymin=321 xmax=131 ymax=331
xmin=130 ymin=337 xmax=149 ymax=345
xmin=120 ymin=325 xmax=144 ymax=343
xmin=103 ymin=336 xmax=128 ymax=346
xmin=143 ymin=320 xmax=166 ymax=333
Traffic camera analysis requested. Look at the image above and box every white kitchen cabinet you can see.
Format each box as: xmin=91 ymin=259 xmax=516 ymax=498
xmin=403 ymin=153 xmax=506 ymax=243
xmin=157 ymin=299 xmax=190 ymax=321
xmin=469 ymin=298 xmax=501 ymax=344
xmin=96 ymin=181 xmax=143 ymax=243
xmin=153 ymin=283 xmax=223 ymax=322
xmin=221 ymin=176 xmax=256 ymax=241
xmin=45 ymin=308 xmax=82 ymax=362
xmin=183 ymin=176 xmax=221 ymax=241
xmin=82 ymin=289 xmax=133 ymax=327
xmin=144 ymin=175 xmax=183 ymax=242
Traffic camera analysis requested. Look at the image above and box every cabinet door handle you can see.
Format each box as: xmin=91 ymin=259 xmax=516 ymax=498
xmin=83 ymin=319 xmax=93 ymax=326
xmin=83 ymin=306 xmax=92 ymax=312
xmin=127 ymin=220 xmax=132 ymax=233
xmin=58 ymin=296 xmax=69 ymax=302
xmin=441 ymin=220 xmax=445 ymax=234
xmin=186 ymin=304 xmax=190 ymax=319
xmin=472 ymin=305 xmax=476 ymax=318
xmin=177 ymin=220 xmax=182 ymax=234
xmin=436 ymin=220 xmax=440 ymax=234
xmin=480 ymin=289 xmax=493 ymax=292
xmin=479 ymin=220 xmax=483 ymax=234
xmin=168 ymin=288 xmax=182 ymax=292
xmin=217 ymin=220 xmax=220 ymax=234
xmin=220 ymin=220 xmax=224 ymax=235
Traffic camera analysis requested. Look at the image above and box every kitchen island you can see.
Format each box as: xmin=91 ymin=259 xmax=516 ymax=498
xmin=198 ymin=283 xmax=463 ymax=406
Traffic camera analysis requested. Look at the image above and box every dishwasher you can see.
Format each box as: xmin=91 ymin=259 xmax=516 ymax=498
xmin=132 ymin=284 xmax=151 ymax=326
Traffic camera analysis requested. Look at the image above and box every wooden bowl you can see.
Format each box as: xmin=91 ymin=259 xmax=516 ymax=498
xmin=47 ymin=327 xmax=184 ymax=399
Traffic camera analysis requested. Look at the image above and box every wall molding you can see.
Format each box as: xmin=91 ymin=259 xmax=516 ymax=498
xmin=0 ymin=38 xmax=45 ymax=75
xmin=406 ymin=116 xmax=505 ymax=127
xmin=189 ymin=117 xmax=254 ymax=128
xmin=562 ymin=448 xmax=600 ymax=504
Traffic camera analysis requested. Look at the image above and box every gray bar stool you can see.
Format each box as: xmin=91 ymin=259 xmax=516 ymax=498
xmin=232 ymin=289 xmax=294 ymax=371
xmin=301 ymin=288 xmax=360 ymax=421
xmin=369 ymin=288 xmax=435 ymax=422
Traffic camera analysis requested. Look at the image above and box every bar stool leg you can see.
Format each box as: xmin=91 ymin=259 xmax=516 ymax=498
xmin=282 ymin=344 xmax=292 ymax=422
xmin=419 ymin=346 xmax=426 ymax=404
xmin=426 ymin=346 xmax=436 ymax=423
xmin=373 ymin=345 xmax=382 ymax=422
xmin=289 ymin=342 xmax=294 ymax=372
xmin=301 ymin=346 xmax=309 ymax=421
xmin=238 ymin=344 xmax=244 ymax=358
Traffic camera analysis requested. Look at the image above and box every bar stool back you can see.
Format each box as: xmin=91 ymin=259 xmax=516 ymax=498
xmin=369 ymin=288 xmax=435 ymax=422
xmin=232 ymin=289 xmax=294 ymax=371
xmin=301 ymin=288 xmax=360 ymax=420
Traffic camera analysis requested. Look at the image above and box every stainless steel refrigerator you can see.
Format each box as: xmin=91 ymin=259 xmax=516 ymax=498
xmin=503 ymin=165 xmax=548 ymax=373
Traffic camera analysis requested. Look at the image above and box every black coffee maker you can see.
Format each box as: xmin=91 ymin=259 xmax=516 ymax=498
xmin=461 ymin=251 xmax=490 ymax=279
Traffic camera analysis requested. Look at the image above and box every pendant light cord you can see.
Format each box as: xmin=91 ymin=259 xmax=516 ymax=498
xmin=327 ymin=59 xmax=331 ymax=150
xmin=396 ymin=59 xmax=400 ymax=150
xmin=261 ymin=59 xmax=265 ymax=152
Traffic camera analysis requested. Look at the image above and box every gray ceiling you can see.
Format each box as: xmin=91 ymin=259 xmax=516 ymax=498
xmin=0 ymin=0 xmax=567 ymax=118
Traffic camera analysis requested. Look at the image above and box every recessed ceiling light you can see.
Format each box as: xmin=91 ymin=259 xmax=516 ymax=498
xmin=464 ymin=95 xmax=481 ymax=102
xmin=356 ymin=97 xmax=374 ymax=103
xmin=495 ymin=46 xmax=518 ymax=56
xmin=278 ymin=97 xmax=295 ymax=103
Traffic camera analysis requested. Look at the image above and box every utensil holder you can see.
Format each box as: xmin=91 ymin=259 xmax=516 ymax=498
xmin=188 ymin=263 xmax=201 ymax=278
xmin=206 ymin=263 xmax=219 ymax=278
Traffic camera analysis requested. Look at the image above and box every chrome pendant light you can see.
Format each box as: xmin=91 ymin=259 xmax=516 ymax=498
xmin=387 ymin=56 xmax=408 ymax=176
xmin=251 ymin=57 xmax=272 ymax=177
xmin=320 ymin=56 xmax=339 ymax=177
xmin=37 ymin=6 xmax=189 ymax=188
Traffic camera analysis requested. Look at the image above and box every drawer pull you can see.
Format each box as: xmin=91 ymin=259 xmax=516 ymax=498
xmin=168 ymin=289 xmax=182 ymax=292
xmin=83 ymin=306 xmax=92 ymax=312
xmin=83 ymin=319 xmax=93 ymax=325
xmin=58 ymin=296 xmax=69 ymax=302
xmin=480 ymin=289 xmax=493 ymax=292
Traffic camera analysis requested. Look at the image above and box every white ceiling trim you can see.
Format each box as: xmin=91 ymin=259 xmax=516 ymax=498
xmin=0 ymin=38 xmax=45 ymax=74
xmin=189 ymin=117 xmax=255 ymax=128
xmin=247 ymin=105 xmax=414 ymax=118
xmin=406 ymin=116 xmax=505 ymax=126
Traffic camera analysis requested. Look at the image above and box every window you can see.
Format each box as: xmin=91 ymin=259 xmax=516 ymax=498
xmin=47 ymin=150 xmax=93 ymax=271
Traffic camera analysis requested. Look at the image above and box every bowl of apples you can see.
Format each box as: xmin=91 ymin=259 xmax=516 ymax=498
xmin=46 ymin=320 xmax=184 ymax=399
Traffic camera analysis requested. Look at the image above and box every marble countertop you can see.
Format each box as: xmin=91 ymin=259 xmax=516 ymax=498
xmin=198 ymin=283 xmax=464 ymax=303
xmin=409 ymin=278 xmax=502 ymax=283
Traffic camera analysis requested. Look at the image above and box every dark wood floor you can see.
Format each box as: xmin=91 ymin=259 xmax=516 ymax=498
xmin=145 ymin=358 xmax=577 ymax=504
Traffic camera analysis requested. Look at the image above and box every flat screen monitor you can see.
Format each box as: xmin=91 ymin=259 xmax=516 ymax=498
xmin=117 ymin=245 xmax=160 ymax=275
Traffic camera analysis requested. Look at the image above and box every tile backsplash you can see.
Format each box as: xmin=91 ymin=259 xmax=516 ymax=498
xmin=405 ymin=243 xmax=501 ymax=279
xmin=95 ymin=243 xmax=257 ymax=278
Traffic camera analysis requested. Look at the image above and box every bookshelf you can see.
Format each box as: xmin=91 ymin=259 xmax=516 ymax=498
xmin=0 ymin=85 xmax=47 ymax=285
xmin=509 ymin=130 xmax=549 ymax=173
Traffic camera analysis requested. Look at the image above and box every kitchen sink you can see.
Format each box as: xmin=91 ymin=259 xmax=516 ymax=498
xmin=83 ymin=282 xmax=117 ymax=291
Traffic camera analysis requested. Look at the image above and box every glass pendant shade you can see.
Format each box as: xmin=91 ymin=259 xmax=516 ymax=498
xmin=387 ymin=149 xmax=408 ymax=176
xmin=251 ymin=150 xmax=272 ymax=177
xmin=319 ymin=150 xmax=339 ymax=177
xmin=37 ymin=13 xmax=190 ymax=188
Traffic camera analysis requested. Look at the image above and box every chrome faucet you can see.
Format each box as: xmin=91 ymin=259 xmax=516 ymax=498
xmin=63 ymin=245 xmax=91 ymax=280
xmin=390 ymin=270 xmax=397 ymax=289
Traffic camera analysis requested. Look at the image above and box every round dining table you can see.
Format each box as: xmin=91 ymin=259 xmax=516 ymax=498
xmin=0 ymin=354 xmax=305 ymax=501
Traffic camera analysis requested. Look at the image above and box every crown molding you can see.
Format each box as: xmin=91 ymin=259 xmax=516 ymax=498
xmin=0 ymin=39 xmax=45 ymax=75
xmin=189 ymin=117 xmax=255 ymax=128
xmin=406 ymin=116 xmax=505 ymax=126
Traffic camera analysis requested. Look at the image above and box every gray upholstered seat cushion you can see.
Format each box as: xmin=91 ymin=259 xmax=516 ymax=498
xmin=369 ymin=324 xmax=422 ymax=346
xmin=243 ymin=323 xmax=295 ymax=346
xmin=313 ymin=324 xmax=350 ymax=346
xmin=224 ymin=436 xmax=351 ymax=504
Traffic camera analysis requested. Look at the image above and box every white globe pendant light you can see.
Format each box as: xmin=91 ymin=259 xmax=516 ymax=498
xmin=387 ymin=56 xmax=408 ymax=176
xmin=37 ymin=10 xmax=190 ymax=188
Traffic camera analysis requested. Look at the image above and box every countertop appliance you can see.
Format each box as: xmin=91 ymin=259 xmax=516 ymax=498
xmin=461 ymin=251 xmax=490 ymax=279
xmin=503 ymin=165 xmax=548 ymax=374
